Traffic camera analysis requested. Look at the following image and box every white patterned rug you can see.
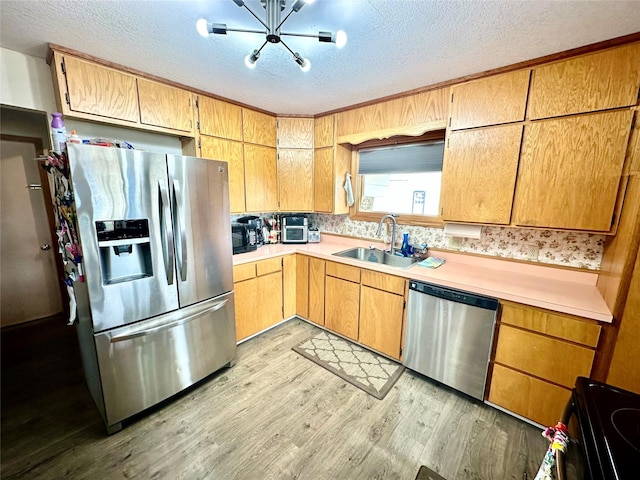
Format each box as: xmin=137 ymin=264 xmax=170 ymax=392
xmin=292 ymin=330 xmax=405 ymax=400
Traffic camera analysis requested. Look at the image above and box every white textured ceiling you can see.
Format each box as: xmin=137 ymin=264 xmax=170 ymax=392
xmin=1 ymin=0 xmax=639 ymax=115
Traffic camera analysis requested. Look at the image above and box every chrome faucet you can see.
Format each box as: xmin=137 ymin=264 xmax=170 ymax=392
xmin=377 ymin=214 xmax=398 ymax=255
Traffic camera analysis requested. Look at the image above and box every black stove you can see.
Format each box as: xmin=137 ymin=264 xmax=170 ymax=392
xmin=569 ymin=377 xmax=640 ymax=480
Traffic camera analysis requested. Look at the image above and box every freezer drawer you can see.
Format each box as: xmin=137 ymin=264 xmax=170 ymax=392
xmin=94 ymin=292 xmax=236 ymax=427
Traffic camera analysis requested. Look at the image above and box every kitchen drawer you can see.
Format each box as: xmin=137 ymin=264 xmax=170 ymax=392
xmin=501 ymin=302 xmax=601 ymax=347
xmin=326 ymin=261 xmax=360 ymax=283
xmin=361 ymin=270 xmax=405 ymax=295
xmin=494 ymin=324 xmax=595 ymax=388
xmin=233 ymin=263 xmax=256 ymax=282
xmin=256 ymin=257 xmax=282 ymax=276
xmin=489 ymin=363 xmax=572 ymax=427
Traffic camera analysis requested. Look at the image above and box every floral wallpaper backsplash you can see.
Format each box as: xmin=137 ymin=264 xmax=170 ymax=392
xmin=308 ymin=214 xmax=605 ymax=270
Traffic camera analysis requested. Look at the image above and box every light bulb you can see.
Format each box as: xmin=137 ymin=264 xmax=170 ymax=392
xmin=299 ymin=58 xmax=311 ymax=72
xmin=245 ymin=51 xmax=259 ymax=69
xmin=244 ymin=55 xmax=257 ymax=69
xmin=196 ymin=19 xmax=210 ymax=38
xmin=335 ymin=30 xmax=347 ymax=48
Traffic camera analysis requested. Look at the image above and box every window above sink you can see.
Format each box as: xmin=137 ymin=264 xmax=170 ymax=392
xmin=350 ymin=130 xmax=446 ymax=228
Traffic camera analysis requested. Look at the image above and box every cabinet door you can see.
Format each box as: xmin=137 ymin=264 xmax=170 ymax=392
xmin=308 ymin=257 xmax=325 ymax=326
xmin=198 ymin=96 xmax=243 ymax=141
xmin=325 ymin=276 xmax=359 ymax=340
xmin=278 ymin=149 xmax=313 ymax=212
xmin=494 ymin=325 xmax=595 ymax=388
xmin=296 ymin=255 xmax=309 ymax=318
xmin=283 ymin=256 xmax=296 ymax=319
xmin=441 ymin=125 xmax=522 ymax=224
xmin=137 ymin=78 xmax=193 ymax=133
xmin=257 ymin=270 xmax=283 ymax=331
xmin=243 ymin=109 xmax=276 ymax=146
xmin=449 ymin=69 xmax=530 ymax=130
xmin=513 ymin=110 xmax=632 ymax=231
xmin=528 ymin=43 xmax=640 ymax=119
xmin=234 ymin=277 xmax=259 ymax=342
xmin=200 ymin=137 xmax=245 ymax=213
xmin=277 ymin=118 xmax=314 ymax=148
xmin=489 ymin=364 xmax=572 ymax=428
xmin=313 ymin=147 xmax=334 ymax=213
xmin=314 ymin=115 xmax=335 ymax=148
xmin=500 ymin=303 xmax=600 ymax=348
xmin=244 ymin=144 xmax=278 ymax=212
xmin=359 ymin=286 xmax=404 ymax=359
xmin=62 ymin=55 xmax=140 ymax=123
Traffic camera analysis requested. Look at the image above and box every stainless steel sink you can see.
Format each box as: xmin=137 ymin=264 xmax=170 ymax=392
xmin=333 ymin=247 xmax=417 ymax=269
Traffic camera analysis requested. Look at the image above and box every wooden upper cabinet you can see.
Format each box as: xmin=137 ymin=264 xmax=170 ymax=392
xmin=314 ymin=115 xmax=335 ymax=148
xmin=198 ymin=96 xmax=243 ymax=141
xmin=313 ymin=144 xmax=350 ymax=214
xmin=528 ymin=43 xmax=640 ymax=119
xmin=449 ymin=69 xmax=531 ymax=130
xmin=243 ymin=109 xmax=277 ymax=146
xmin=137 ymin=78 xmax=193 ymax=133
xmin=278 ymin=149 xmax=313 ymax=212
xmin=441 ymin=124 xmax=523 ymax=224
xmin=336 ymin=87 xmax=450 ymax=138
xmin=244 ymin=144 xmax=278 ymax=212
xmin=58 ymin=54 xmax=140 ymax=123
xmin=313 ymin=147 xmax=334 ymax=213
xmin=513 ymin=110 xmax=633 ymax=231
xmin=200 ymin=136 xmax=245 ymax=213
xmin=277 ymin=117 xmax=314 ymax=148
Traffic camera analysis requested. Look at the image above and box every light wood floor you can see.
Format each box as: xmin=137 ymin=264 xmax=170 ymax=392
xmin=1 ymin=318 xmax=551 ymax=479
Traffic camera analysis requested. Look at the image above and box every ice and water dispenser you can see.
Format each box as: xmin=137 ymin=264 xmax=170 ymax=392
xmin=96 ymin=220 xmax=153 ymax=284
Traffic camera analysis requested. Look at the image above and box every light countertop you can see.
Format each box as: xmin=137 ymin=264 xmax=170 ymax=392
xmin=232 ymin=234 xmax=612 ymax=323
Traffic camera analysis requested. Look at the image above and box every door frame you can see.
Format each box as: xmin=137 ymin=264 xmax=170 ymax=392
xmin=1 ymin=134 xmax=68 ymax=316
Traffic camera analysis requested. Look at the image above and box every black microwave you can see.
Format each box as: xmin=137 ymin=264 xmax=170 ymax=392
xmin=232 ymin=223 xmax=257 ymax=254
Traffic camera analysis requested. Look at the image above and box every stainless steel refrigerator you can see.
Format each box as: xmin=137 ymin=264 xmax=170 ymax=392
xmin=67 ymin=143 xmax=236 ymax=434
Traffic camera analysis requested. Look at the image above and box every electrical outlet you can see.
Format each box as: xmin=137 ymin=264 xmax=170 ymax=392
xmin=526 ymin=245 xmax=539 ymax=261
xmin=448 ymin=236 xmax=463 ymax=250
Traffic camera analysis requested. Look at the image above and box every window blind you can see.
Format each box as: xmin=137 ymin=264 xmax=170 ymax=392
xmin=358 ymin=141 xmax=445 ymax=175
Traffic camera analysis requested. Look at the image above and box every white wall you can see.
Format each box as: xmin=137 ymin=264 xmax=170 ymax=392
xmin=1 ymin=47 xmax=182 ymax=154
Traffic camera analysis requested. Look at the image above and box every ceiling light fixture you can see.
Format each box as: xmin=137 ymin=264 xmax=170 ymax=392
xmin=197 ymin=0 xmax=346 ymax=72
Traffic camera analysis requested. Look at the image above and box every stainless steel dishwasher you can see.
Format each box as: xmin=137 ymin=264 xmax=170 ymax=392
xmin=403 ymin=280 xmax=499 ymax=400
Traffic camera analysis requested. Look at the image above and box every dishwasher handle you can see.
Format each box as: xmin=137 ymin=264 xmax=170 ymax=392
xmin=409 ymin=280 xmax=499 ymax=311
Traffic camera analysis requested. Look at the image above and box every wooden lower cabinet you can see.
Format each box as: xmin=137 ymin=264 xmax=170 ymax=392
xmin=233 ymin=259 xmax=283 ymax=342
xmin=298 ymin=259 xmax=407 ymax=358
xmin=296 ymin=255 xmax=309 ymax=318
xmin=494 ymin=325 xmax=595 ymax=388
xmin=489 ymin=302 xmax=599 ymax=426
xmin=308 ymin=258 xmax=325 ymax=326
xmin=359 ymin=285 xmax=404 ymax=359
xmin=325 ymin=276 xmax=360 ymax=340
xmin=283 ymin=255 xmax=296 ymax=319
xmin=489 ymin=364 xmax=572 ymax=428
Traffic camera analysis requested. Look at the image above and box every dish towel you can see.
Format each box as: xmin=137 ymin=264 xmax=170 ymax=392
xmin=344 ymin=173 xmax=354 ymax=206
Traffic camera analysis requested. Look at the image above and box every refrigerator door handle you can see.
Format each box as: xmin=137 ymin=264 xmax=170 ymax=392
xmin=172 ymin=180 xmax=188 ymax=282
xmin=110 ymin=298 xmax=229 ymax=343
xmin=158 ymin=180 xmax=175 ymax=285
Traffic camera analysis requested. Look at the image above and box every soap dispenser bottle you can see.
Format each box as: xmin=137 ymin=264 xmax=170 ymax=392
xmin=401 ymin=232 xmax=411 ymax=257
